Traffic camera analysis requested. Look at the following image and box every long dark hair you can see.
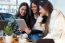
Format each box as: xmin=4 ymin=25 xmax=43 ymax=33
xmin=30 ymin=0 xmax=39 ymax=19
xmin=39 ymin=1 xmax=53 ymax=36
xmin=16 ymin=2 xmax=31 ymax=27
xmin=16 ymin=2 xmax=29 ymax=18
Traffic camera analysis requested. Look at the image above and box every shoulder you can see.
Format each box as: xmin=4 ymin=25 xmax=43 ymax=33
xmin=50 ymin=9 xmax=65 ymax=20
xmin=51 ymin=9 xmax=62 ymax=17
xmin=49 ymin=9 xmax=65 ymax=29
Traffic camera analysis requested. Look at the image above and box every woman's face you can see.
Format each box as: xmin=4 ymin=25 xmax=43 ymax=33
xmin=19 ymin=6 xmax=27 ymax=16
xmin=39 ymin=6 xmax=48 ymax=16
xmin=32 ymin=3 xmax=38 ymax=14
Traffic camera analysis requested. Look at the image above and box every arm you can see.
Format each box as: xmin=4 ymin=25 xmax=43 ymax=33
xmin=33 ymin=16 xmax=45 ymax=32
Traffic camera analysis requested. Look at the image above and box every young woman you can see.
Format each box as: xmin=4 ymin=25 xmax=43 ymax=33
xmin=16 ymin=2 xmax=30 ymax=27
xmin=15 ymin=2 xmax=31 ymax=35
xmin=36 ymin=0 xmax=65 ymax=41
xmin=28 ymin=0 xmax=47 ymax=41
xmin=30 ymin=0 xmax=39 ymax=28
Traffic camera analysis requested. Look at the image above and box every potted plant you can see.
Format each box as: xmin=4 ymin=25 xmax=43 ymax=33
xmin=3 ymin=25 xmax=13 ymax=43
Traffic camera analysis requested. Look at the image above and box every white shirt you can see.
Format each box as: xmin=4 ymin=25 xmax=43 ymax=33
xmin=33 ymin=16 xmax=45 ymax=32
xmin=43 ymin=9 xmax=65 ymax=43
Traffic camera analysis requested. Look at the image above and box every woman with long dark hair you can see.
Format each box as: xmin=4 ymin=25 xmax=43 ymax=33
xmin=16 ymin=2 xmax=30 ymax=27
xmin=28 ymin=0 xmax=48 ymax=41
xmin=15 ymin=2 xmax=31 ymax=35
xmin=30 ymin=0 xmax=39 ymax=28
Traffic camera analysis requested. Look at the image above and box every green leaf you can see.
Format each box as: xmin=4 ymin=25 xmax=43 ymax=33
xmin=4 ymin=25 xmax=13 ymax=36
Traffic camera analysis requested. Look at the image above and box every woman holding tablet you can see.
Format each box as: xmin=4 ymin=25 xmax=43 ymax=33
xmin=15 ymin=2 xmax=31 ymax=35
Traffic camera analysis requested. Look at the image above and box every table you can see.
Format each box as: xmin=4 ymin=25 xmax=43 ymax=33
xmin=0 ymin=37 xmax=36 ymax=43
xmin=0 ymin=37 xmax=18 ymax=43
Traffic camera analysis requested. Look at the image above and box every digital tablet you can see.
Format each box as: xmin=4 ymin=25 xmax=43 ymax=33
xmin=15 ymin=19 xmax=28 ymax=29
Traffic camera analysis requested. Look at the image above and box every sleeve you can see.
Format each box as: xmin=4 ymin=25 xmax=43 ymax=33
xmin=33 ymin=16 xmax=45 ymax=32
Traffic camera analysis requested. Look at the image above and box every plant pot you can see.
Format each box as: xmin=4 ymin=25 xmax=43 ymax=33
xmin=19 ymin=34 xmax=28 ymax=43
xmin=19 ymin=38 xmax=28 ymax=43
xmin=4 ymin=35 xmax=13 ymax=43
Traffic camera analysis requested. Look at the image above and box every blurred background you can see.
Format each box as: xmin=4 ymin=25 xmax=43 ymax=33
xmin=0 ymin=0 xmax=65 ymax=15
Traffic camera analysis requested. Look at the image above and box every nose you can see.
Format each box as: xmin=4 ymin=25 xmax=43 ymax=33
xmin=39 ymin=10 xmax=41 ymax=13
xmin=22 ymin=10 xmax=25 ymax=13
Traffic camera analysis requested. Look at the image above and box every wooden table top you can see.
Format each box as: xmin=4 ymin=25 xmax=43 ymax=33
xmin=0 ymin=37 xmax=18 ymax=43
xmin=0 ymin=37 xmax=36 ymax=43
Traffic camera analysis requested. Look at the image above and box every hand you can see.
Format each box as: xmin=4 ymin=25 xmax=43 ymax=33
xmin=24 ymin=28 xmax=31 ymax=34
xmin=40 ymin=13 xmax=48 ymax=17
xmin=18 ymin=27 xmax=25 ymax=32
xmin=40 ymin=14 xmax=44 ymax=17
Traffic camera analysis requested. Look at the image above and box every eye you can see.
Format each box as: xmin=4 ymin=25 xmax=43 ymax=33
xmin=21 ymin=9 xmax=24 ymax=10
